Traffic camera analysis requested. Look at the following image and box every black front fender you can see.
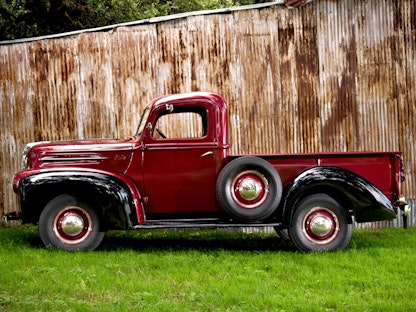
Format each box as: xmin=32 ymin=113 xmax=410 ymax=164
xmin=17 ymin=171 xmax=139 ymax=229
xmin=282 ymin=166 xmax=397 ymax=224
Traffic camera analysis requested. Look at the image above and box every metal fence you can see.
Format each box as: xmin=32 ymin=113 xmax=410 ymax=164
xmin=1 ymin=0 xmax=415 ymax=227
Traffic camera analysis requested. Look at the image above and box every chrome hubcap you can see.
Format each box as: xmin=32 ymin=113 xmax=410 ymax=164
xmin=303 ymin=207 xmax=339 ymax=244
xmin=238 ymin=177 xmax=262 ymax=201
xmin=231 ymin=170 xmax=269 ymax=209
xmin=309 ymin=215 xmax=333 ymax=237
xmin=53 ymin=206 xmax=92 ymax=244
xmin=61 ymin=213 xmax=85 ymax=236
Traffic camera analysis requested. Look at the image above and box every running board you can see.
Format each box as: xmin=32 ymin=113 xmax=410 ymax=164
xmin=130 ymin=219 xmax=282 ymax=230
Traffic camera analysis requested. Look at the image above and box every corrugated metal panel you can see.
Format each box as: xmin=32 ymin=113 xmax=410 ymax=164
xmin=1 ymin=0 xmax=415 ymax=228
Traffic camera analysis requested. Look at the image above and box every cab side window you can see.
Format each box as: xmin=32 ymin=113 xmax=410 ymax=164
xmin=152 ymin=109 xmax=207 ymax=140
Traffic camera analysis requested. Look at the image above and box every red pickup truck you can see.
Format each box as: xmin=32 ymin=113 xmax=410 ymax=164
xmin=11 ymin=92 xmax=408 ymax=252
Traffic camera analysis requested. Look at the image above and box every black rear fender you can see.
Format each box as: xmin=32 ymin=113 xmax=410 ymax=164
xmin=17 ymin=171 xmax=142 ymax=230
xmin=281 ymin=166 xmax=397 ymax=225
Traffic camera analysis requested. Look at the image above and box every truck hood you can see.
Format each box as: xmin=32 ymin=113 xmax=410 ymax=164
xmin=23 ymin=138 xmax=135 ymax=171
xmin=24 ymin=138 xmax=134 ymax=152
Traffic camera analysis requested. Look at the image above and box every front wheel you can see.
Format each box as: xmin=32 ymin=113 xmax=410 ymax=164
xmin=39 ymin=194 xmax=105 ymax=251
xmin=289 ymin=194 xmax=352 ymax=252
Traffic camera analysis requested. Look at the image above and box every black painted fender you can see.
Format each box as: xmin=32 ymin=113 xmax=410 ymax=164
xmin=281 ymin=166 xmax=397 ymax=225
xmin=16 ymin=170 xmax=144 ymax=229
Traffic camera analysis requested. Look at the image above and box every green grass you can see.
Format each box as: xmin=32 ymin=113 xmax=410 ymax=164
xmin=0 ymin=226 xmax=415 ymax=311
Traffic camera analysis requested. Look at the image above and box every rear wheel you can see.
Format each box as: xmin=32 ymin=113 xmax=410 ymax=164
xmin=216 ymin=156 xmax=282 ymax=222
xmin=39 ymin=194 xmax=105 ymax=251
xmin=274 ymin=228 xmax=291 ymax=241
xmin=289 ymin=193 xmax=352 ymax=252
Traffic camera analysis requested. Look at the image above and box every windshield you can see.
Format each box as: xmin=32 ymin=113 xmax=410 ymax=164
xmin=135 ymin=106 xmax=151 ymax=137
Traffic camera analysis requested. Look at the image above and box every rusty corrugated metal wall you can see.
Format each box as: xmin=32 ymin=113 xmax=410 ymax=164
xmin=1 ymin=0 xmax=415 ymax=225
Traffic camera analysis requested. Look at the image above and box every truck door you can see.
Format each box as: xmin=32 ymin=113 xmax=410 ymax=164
xmin=142 ymin=105 xmax=219 ymax=215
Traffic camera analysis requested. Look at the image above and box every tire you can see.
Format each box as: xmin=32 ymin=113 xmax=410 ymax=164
xmin=289 ymin=193 xmax=352 ymax=252
xmin=274 ymin=228 xmax=291 ymax=241
xmin=39 ymin=194 xmax=105 ymax=251
xmin=216 ymin=156 xmax=282 ymax=222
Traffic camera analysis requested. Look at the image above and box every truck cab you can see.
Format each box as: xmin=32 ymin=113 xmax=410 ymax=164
xmin=129 ymin=92 xmax=229 ymax=216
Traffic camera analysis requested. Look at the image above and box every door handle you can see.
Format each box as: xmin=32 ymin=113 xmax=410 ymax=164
xmin=201 ymin=151 xmax=214 ymax=157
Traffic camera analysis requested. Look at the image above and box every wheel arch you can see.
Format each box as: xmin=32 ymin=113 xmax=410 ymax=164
xmin=17 ymin=170 xmax=144 ymax=230
xmin=281 ymin=166 xmax=397 ymax=226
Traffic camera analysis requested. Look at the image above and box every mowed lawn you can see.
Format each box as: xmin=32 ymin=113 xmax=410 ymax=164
xmin=0 ymin=225 xmax=415 ymax=311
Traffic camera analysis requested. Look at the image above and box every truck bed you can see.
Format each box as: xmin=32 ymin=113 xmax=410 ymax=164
xmin=231 ymin=151 xmax=402 ymax=202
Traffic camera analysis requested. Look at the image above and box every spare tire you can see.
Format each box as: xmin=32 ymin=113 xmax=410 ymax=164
xmin=216 ymin=156 xmax=282 ymax=222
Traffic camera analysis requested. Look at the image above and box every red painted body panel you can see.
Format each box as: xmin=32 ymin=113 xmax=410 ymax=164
xmin=142 ymin=144 xmax=219 ymax=214
xmin=24 ymin=139 xmax=134 ymax=173
xmin=252 ymin=152 xmax=401 ymax=203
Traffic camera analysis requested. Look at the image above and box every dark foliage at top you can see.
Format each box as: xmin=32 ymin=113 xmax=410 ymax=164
xmin=0 ymin=0 xmax=271 ymax=40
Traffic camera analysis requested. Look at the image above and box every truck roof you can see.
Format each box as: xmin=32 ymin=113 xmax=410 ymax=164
xmin=151 ymin=92 xmax=227 ymax=110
